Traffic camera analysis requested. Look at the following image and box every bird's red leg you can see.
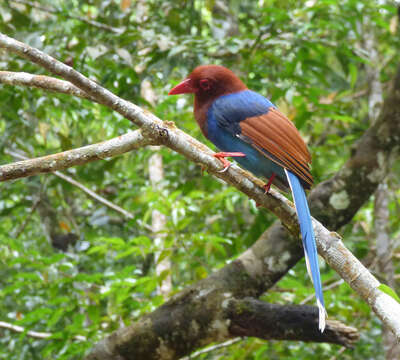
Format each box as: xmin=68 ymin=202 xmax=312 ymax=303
xmin=214 ymin=152 xmax=246 ymax=172
xmin=263 ymin=172 xmax=276 ymax=194
xmin=256 ymin=173 xmax=276 ymax=207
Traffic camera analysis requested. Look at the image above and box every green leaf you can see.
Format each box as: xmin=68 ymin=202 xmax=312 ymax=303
xmin=348 ymin=62 xmax=358 ymax=88
xmin=333 ymin=114 xmax=357 ymax=123
xmin=378 ymin=284 xmax=400 ymax=303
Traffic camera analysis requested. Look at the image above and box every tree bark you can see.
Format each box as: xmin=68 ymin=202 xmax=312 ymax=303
xmin=86 ymin=292 xmax=357 ymax=360
xmin=227 ymin=298 xmax=358 ymax=346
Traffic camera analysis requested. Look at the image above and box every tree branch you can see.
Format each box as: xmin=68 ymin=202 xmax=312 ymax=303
xmin=0 ymin=129 xmax=153 ymax=181
xmin=227 ymin=299 xmax=358 ymax=346
xmin=86 ymin=296 xmax=358 ymax=360
xmin=0 ymin=71 xmax=97 ymax=102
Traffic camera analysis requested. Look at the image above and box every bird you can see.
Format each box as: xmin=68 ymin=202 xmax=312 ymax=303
xmin=168 ymin=65 xmax=326 ymax=332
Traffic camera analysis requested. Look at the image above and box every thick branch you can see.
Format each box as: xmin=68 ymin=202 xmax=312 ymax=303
xmin=87 ymin=294 xmax=357 ymax=360
xmin=227 ymin=299 xmax=358 ymax=346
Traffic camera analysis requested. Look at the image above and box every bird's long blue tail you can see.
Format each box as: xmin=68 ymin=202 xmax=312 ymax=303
xmin=285 ymin=169 xmax=326 ymax=332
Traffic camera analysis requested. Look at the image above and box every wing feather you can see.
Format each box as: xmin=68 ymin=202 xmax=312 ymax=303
xmin=240 ymin=108 xmax=313 ymax=187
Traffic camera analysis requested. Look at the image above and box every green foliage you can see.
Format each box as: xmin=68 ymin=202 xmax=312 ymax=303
xmin=378 ymin=284 xmax=400 ymax=304
xmin=0 ymin=0 xmax=399 ymax=359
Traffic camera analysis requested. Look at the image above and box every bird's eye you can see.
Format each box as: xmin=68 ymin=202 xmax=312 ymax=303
xmin=199 ymin=79 xmax=211 ymax=91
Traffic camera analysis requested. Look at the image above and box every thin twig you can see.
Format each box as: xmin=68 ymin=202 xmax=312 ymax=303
xmin=300 ymin=279 xmax=344 ymax=305
xmin=328 ymin=346 xmax=347 ymax=360
xmin=13 ymin=197 xmax=41 ymax=238
xmin=55 ymin=171 xmax=134 ymax=220
xmin=6 ymin=150 xmax=134 ymax=220
xmin=181 ymin=338 xmax=242 ymax=360
xmin=136 ymin=219 xmax=154 ymax=232
xmin=0 ymin=320 xmax=86 ymax=341
xmin=9 ymin=0 xmax=124 ymax=33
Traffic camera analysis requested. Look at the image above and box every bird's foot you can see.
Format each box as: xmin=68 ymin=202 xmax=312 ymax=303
xmin=256 ymin=173 xmax=277 ymax=207
xmin=214 ymin=152 xmax=246 ymax=173
xmin=263 ymin=173 xmax=276 ymax=194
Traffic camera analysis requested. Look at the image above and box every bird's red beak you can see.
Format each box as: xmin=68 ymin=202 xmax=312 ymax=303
xmin=168 ymin=78 xmax=195 ymax=95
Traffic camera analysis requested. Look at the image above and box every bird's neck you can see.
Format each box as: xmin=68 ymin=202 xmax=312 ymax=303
xmin=193 ymin=96 xmax=214 ymax=138
xmin=194 ymin=86 xmax=247 ymax=137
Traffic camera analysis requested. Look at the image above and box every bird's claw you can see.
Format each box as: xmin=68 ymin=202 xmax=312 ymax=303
xmin=218 ymin=163 xmax=231 ymax=173
xmin=213 ymin=152 xmax=245 ymax=173
xmin=263 ymin=173 xmax=276 ymax=194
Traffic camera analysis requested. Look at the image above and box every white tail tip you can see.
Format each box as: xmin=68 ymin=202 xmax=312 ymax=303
xmin=317 ymin=299 xmax=327 ymax=332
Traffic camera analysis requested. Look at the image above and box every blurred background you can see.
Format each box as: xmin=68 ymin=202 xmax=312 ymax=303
xmin=0 ymin=0 xmax=399 ymax=358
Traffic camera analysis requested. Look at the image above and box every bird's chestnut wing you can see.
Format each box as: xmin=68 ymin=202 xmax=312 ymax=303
xmin=239 ymin=108 xmax=313 ymax=187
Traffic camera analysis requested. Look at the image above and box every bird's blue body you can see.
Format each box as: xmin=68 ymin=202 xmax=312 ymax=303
xmin=206 ymin=90 xmax=326 ymax=331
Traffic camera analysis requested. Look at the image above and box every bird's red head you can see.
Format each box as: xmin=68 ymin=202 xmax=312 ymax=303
xmin=168 ymin=65 xmax=247 ymax=101
xmin=169 ymin=65 xmax=247 ymax=136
